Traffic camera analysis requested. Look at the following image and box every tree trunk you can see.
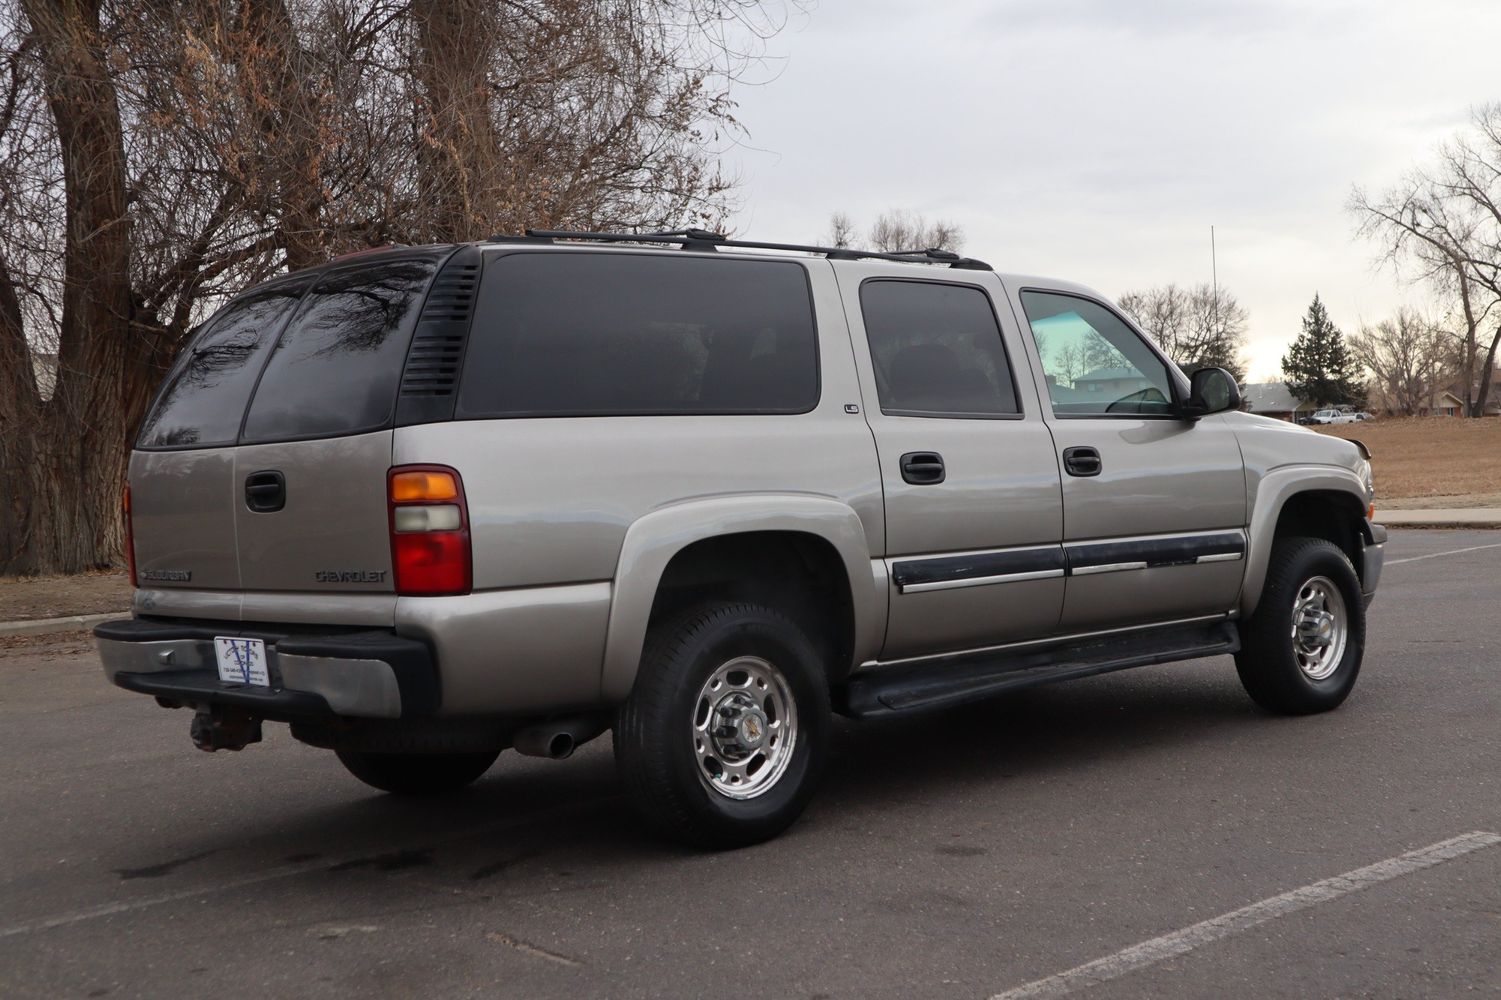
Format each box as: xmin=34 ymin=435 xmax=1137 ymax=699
xmin=412 ymin=0 xmax=500 ymax=241
xmin=1474 ymin=327 xmax=1501 ymax=418
xmin=6 ymin=0 xmax=136 ymax=575
xmin=239 ymin=0 xmax=326 ymax=270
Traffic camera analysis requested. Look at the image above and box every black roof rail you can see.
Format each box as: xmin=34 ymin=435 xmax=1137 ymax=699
xmin=511 ymin=229 xmax=993 ymax=271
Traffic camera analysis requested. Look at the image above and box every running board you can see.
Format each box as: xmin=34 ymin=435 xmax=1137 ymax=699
xmin=835 ymin=619 xmax=1240 ymax=720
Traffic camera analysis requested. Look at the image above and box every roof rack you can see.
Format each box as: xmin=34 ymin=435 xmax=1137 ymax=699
xmin=500 ymin=229 xmax=993 ymax=271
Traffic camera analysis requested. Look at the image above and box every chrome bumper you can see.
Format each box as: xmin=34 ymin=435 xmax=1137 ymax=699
xmin=93 ymin=619 xmax=437 ymax=720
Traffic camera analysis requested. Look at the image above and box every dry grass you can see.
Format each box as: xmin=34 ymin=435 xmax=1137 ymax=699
xmin=1317 ymin=418 xmax=1501 ymax=504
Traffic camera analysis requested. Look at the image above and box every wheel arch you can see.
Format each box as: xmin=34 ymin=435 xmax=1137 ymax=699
xmin=1241 ymin=468 xmax=1373 ymax=617
xmin=600 ymin=496 xmax=884 ymax=701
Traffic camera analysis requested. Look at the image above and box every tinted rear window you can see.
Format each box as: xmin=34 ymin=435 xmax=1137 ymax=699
xmin=241 ymin=257 xmax=439 ymax=443
xmin=137 ymin=280 xmax=308 ymax=449
xmin=457 ymin=253 xmax=819 ymax=417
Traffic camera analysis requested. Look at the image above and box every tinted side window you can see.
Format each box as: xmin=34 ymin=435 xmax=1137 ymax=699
xmin=1020 ymin=291 xmax=1174 ymax=417
xmin=241 ymin=257 xmax=439 ymax=443
xmin=137 ymin=281 xmax=308 ymax=449
xmin=859 ymin=279 xmax=1019 ymax=417
xmin=457 ymin=253 xmax=818 ymax=417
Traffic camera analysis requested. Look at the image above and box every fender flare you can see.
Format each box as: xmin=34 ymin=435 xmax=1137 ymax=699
xmin=1240 ymin=466 xmax=1370 ymax=617
xmin=599 ymin=494 xmax=884 ymax=702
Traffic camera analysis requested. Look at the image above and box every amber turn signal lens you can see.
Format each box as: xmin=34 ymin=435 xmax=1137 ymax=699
xmin=390 ymin=470 xmax=459 ymax=503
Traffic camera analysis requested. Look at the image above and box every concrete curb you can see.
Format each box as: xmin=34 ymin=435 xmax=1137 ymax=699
xmin=0 ymin=611 xmax=126 ymax=638
xmin=1381 ymin=509 xmax=1501 ymax=529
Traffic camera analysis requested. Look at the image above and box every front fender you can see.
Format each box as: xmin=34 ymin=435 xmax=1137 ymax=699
xmin=1241 ymin=466 xmax=1370 ymax=617
xmin=600 ymin=494 xmax=884 ymax=702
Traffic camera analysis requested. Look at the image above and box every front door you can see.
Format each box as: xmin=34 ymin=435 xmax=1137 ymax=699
xmin=1010 ymin=287 xmax=1247 ymax=631
xmin=838 ymin=266 xmax=1065 ymax=661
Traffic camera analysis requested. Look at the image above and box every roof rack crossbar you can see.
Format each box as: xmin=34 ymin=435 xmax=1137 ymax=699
xmin=515 ymin=229 xmax=993 ymax=270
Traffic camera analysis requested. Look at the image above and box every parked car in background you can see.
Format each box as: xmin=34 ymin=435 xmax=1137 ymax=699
xmin=1306 ymin=408 xmax=1360 ymax=425
xmin=1353 ymin=411 xmax=1375 ymax=421
xmin=94 ymin=230 xmax=1385 ymax=848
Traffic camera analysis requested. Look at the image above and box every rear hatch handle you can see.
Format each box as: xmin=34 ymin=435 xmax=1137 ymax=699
xmin=245 ymin=470 xmax=286 ymax=513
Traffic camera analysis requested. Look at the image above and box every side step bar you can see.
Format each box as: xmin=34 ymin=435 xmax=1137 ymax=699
xmin=835 ymin=618 xmax=1239 ymax=720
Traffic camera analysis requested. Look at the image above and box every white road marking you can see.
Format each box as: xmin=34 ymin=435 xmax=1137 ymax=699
xmin=1386 ymin=541 xmax=1501 ymax=566
xmin=0 ymin=799 xmax=605 ymax=939
xmin=990 ymin=831 xmax=1501 ymax=1000
xmin=0 ymin=859 xmax=330 ymax=939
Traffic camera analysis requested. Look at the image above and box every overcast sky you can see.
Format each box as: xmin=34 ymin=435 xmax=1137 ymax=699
xmin=725 ymin=0 xmax=1501 ymax=380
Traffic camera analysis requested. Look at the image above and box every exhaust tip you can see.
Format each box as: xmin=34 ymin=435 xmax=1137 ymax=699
xmin=547 ymin=733 xmax=575 ymax=759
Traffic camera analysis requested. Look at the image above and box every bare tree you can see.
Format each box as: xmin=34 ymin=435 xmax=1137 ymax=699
xmin=1351 ymin=104 xmax=1501 ymax=417
xmin=867 ymin=209 xmax=963 ymax=253
xmin=824 ymin=208 xmax=964 ymax=253
xmin=825 ymin=210 xmax=855 ymax=248
xmin=1116 ymin=283 xmax=1249 ymax=382
xmin=1348 ymin=309 xmax=1451 ymax=416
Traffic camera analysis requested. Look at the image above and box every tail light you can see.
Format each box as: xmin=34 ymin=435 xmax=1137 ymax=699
xmin=123 ymin=484 xmax=138 ymax=587
xmin=388 ymin=465 xmax=471 ymax=595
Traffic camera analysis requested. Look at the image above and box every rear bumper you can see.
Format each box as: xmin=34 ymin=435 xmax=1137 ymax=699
xmin=93 ymin=617 xmax=439 ymax=721
xmin=1361 ymin=521 xmax=1387 ymax=607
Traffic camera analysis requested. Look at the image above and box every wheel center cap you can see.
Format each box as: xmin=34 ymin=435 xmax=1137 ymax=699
xmin=738 ymin=710 xmax=767 ymax=749
xmin=1298 ymin=610 xmax=1334 ymax=647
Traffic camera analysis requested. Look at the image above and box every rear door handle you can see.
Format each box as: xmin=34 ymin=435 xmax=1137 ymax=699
xmin=245 ymin=470 xmax=286 ymax=512
xmin=900 ymin=451 xmax=946 ymax=485
xmin=1062 ymin=446 xmax=1102 ymax=478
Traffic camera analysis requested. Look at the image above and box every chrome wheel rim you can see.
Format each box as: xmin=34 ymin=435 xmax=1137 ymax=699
xmin=692 ymin=655 xmax=797 ymax=800
xmin=1291 ymin=575 xmax=1348 ymax=681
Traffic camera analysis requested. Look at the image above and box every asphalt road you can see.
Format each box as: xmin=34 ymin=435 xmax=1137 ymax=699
xmin=2 ymin=530 xmax=1499 ymax=1000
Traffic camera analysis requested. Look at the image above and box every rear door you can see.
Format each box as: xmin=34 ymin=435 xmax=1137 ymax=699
xmin=232 ymin=253 xmax=448 ymax=614
xmin=838 ymin=266 xmax=1065 ymax=661
xmin=130 ymin=279 xmax=310 ymax=594
xmin=1011 ymin=287 xmax=1247 ymax=632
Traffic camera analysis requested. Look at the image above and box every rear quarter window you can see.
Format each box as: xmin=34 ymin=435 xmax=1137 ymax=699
xmin=136 ymin=280 xmax=308 ymax=450
xmin=240 ymin=255 xmax=442 ymax=443
xmin=456 ymin=252 xmax=819 ymax=417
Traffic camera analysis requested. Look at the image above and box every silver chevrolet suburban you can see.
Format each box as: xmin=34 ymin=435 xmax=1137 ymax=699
xmin=96 ymin=230 xmax=1385 ymax=847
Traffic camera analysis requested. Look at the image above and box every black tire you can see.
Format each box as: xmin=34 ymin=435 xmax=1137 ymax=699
xmin=335 ymin=748 xmax=501 ymax=795
xmin=614 ymin=602 xmax=831 ymax=849
xmin=1235 ymin=536 xmax=1365 ymax=715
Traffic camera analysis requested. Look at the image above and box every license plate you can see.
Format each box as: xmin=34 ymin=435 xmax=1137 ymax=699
xmin=214 ymin=637 xmax=270 ymax=687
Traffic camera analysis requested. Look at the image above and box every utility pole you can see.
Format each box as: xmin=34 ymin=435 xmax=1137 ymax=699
xmin=1211 ymin=225 xmax=1219 ymax=333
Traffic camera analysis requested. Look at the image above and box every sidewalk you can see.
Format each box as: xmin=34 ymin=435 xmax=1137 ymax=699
xmin=0 ymin=612 xmax=123 ymax=638
xmin=1380 ymin=508 xmax=1501 ymax=528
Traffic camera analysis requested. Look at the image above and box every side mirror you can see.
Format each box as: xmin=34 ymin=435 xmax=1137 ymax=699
xmin=1182 ymin=367 xmax=1241 ymax=419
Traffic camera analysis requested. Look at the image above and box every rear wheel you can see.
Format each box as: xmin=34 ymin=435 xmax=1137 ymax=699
xmin=335 ymin=748 xmax=500 ymax=795
xmin=614 ymin=602 xmax=831 ymax=849
xmin=1235 ymin=536 xmax=1365 ymax=714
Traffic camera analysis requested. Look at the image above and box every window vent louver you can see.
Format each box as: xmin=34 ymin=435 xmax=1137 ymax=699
xmin=401 ymin=262 xmax=478 ymax=398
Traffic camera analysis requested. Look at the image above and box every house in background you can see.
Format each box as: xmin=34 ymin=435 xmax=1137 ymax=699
xmin=1416 ymin=390 xmax=1466 ymax=417
xmin=1240 ymin=382 xmax=1318 ymax=422
xmin=1073 ymin=366 xmax=1153 ymax=400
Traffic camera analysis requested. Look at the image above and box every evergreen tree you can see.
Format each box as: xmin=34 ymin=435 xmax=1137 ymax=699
xmin=1282 ymin=295 xmax=1366 ymax=407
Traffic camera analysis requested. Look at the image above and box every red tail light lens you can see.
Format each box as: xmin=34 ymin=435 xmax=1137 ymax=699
xmin=388 ymin=465 xmax=471 ymax=596
xmin=123 ymin=484 xmax=138 ymax=587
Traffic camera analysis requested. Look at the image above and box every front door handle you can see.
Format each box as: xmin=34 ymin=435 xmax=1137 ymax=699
xmin=1062 ymin=446 xmax=1102 ymax=478
xmin=245 ymin=470 xmax=286 ymax=512
xmin=900 ymin=451 xmax=946 ymax=485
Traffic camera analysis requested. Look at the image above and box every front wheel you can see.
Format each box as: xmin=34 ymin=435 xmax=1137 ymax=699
xmin=1235 ymin=536 xmax=1365 ymax=714
xmin=335 ymin=748 xmax=501 ymax=795
xmin=614 ymin=602 xmax=831 ymax=849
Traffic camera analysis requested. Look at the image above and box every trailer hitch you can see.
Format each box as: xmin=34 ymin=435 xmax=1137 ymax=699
xmin=190 ymin=708 xmax=263 ymax=752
